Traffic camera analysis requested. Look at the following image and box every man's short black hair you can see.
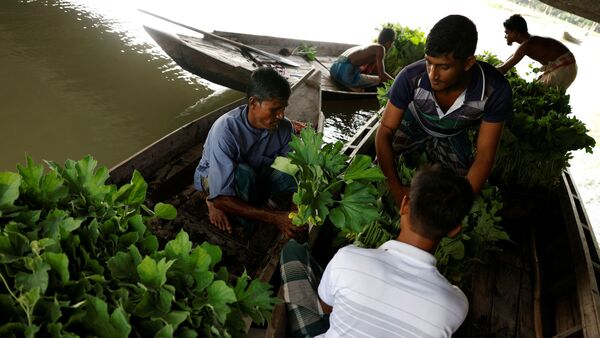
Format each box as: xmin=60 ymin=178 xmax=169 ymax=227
xmin=425 ymin=15 xmax=478 ymax=60
xmin=504 ymin=14 xmax=528 ymax=34
xmin=246 ymin=67 xmax=291 ymax=103
xmin=378 ymin=27 xmax=396 ymax=45
xmin=409 ymin=165 xmax=474 ymax=240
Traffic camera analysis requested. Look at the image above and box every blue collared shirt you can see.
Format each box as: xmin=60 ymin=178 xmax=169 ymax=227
xmin=193 ymin=104 xmax=293 ymax=199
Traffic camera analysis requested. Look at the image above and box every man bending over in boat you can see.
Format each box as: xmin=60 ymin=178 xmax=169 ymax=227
xmin=329 ymin=27 xmax=396 ymax=92
xmin=193 ymin=67 xmax=305 ymax=239
xmin=375 ymin=15 xmax=512 ymax=210
xmin=498 ymin=14 xmax=577 ymax=90
xmin=280 ymin=165 xmax=474 ymax=337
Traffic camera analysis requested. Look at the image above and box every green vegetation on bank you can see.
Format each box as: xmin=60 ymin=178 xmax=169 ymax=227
xmin=0 ymin=156 xmax=279 ymax=338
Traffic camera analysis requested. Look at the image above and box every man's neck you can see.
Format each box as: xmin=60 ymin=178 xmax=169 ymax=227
xmin=517 ymin=33 xmax=531 ymax=44
xmin=396 ymin=229 xmax=438 ymax=254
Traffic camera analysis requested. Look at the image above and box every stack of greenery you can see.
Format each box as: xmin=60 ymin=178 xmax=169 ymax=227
xmin=478 ymin=52 xmax=596 ymax=188
xmin=0 ymin=156 xmax=279 ymax=338
xmin=273 ymin=129 xmax=508 ymax=286
xmin=380 ymin=23 xmax=427 ymax=77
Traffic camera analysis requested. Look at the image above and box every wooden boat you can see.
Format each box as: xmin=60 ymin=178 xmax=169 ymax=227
xmin=109 ymin=69 xmax=323 ymax=286
xmin=142 ymin=22 xmax=377 ymax=100
xmin=109 ymin=65 xmax=600 ymax=336
xmin=266 ymin=112 xmax=600 ymax=337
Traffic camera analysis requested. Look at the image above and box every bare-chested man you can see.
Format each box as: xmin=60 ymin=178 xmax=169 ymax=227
xmin=497 ymin=14 xmax=577 ymax=90
xmin=329 ymin=28 xmax=396 ymax=92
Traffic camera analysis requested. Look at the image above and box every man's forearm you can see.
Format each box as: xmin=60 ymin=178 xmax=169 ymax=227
xmin=213 ymin=196 xmax=277 ymax=224
xmin=466 ymin=154 xmax=495 ymax=194
xmin=375 ymin=126 xmax=408 ymax=207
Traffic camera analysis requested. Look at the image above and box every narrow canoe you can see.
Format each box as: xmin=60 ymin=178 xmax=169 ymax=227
xmin=143 ymin=25 xmax=377 ymax=100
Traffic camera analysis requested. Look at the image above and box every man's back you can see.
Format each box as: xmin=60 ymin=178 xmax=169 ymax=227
xmin=523 ymin=36 xmax=571 ymax=64
xmin=317 ymin=241 xmax=468 ymax=338
xmin=340 ymin=44 xmax=384 ymax=66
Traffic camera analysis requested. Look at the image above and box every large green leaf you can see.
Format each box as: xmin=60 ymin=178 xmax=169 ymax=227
xmin=0 ymin=172 xmax=21 ymax=209
xmin=86 ymin=297 xmax=131 ymax=338
xmin=43 ymin=252 xmax=70 ymax=283
xmin=344 ymin=155 xmax=385 ymax=182
xmin=207 ymin=280 xmax=237 ymax=324
xmin=114 ymin=170 xmax=147 ymax=206
xmin=271 ymin=156 xmax=299 ymax=177
xmin=329 ymin=182 xmax=380 ymax=233
xmin=154 ymin=203 xmax=177 ymax=220
xmin=164 ymin=231 xmax=192 ymax=260
xmin=60 ymin=156 xmax=112 ymax=202
xmin=288 ymin=127 xmax=324 ymax=166
xmin=15 ymin=258 xmax=51 ymax=293
xmin=137 ymin=257 xmax=174 ymax=290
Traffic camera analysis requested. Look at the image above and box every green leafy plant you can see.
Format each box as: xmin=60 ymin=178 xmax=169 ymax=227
xmin=272 ymin=127 xmax=385 ymax=233
xmin=478 ymin=52 xmax=596 ymax=188
xmin=379 ymin=23 xmax=426 ymax=77
xmin=0 ymin=156 xmax=279 ymax=338
xmin=292 ymin=44 xmax=317 ymax=61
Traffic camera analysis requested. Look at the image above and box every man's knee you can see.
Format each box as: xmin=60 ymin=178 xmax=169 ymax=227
xmin=281 ymin=239 xmax=309 ymax=265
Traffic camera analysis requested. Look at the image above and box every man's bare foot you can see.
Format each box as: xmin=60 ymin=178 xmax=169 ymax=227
xmin=206 ymin=198 xmax=232 ymax=234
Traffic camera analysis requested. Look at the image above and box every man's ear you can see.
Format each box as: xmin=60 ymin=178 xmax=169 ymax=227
xmin=400 ymin=195 xmax=409 ymax=216
xmin=248 ymin=96 xmax=259 ymax=108
xmin=447 ymin=224 xmax=462 ymax=238
xmin=463 ymin=55 xmax=476 ymax=71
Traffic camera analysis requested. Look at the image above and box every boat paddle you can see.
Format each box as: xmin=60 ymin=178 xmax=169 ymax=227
xmin=139 ymin=9 xmax=300 ymax=67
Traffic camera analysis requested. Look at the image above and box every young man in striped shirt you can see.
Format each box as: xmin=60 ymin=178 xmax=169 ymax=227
xmin=375 ymin=15 xmax=512 ymax=211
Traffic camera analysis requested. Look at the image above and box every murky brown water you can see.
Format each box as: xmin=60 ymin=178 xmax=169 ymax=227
xmin=2 ymin=0 xmax=599 ymax=235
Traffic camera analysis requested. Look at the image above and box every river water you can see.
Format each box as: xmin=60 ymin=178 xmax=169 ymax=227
xmin=2 ymin=0 xmax=599 ymax=238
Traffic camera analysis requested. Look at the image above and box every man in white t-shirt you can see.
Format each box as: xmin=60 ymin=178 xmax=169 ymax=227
xmin=280 ymin=165 xmax=474 ymax=337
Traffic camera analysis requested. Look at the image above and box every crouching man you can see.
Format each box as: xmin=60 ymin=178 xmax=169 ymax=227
xmin=193 ymin=67 xmax=305 ymax=239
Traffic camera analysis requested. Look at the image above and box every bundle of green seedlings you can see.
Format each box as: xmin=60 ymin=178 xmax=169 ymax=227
xmin=273 ymin=129 xmax=508 ymax=286
xmin=272 ymin=127 xmax=386 ymax=233
xmin=291 ymin=44 xmax=317 ymax=61
xmin=0 ymin=156 xmax=279 ymax=338
xmin=479 ymin=51 xmax=596 ymax=189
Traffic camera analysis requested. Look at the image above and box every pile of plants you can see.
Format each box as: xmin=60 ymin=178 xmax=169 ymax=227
xmin=380 ymin=23 xmax=426 ymax=77
xmin=0 ymin=156 xmax=279 ymax=337
xmin=272 ymin=127 xmax=385 ymax=233
xmin=478 ymin=52 xmax=596 ymax=188
xmin=273 ymin=129 xmax=508 ymax=286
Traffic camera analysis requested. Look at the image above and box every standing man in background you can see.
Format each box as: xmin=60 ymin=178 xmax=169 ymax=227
xmin=497 ymin=14 xmax=577 ymax=90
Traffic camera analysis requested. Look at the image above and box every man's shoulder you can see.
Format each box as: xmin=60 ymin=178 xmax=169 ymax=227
xmin=476 ymin=61 xmax=510 ymax=88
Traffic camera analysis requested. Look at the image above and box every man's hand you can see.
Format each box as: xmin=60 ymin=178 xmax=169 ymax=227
xmin=272 ymin=211 xmax=307 ymax=239
xmin=206 ymin=198 xmax=232 ymax=234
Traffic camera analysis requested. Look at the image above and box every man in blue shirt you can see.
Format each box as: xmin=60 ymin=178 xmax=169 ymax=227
xmin=194 ymin=67 xmax=304 ymax=239
xmin=375 ymin=15 xmax=512 ymax=209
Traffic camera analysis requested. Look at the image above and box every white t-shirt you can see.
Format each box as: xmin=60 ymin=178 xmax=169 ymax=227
xmin=317 ymin=241 xmax=468 ymax=338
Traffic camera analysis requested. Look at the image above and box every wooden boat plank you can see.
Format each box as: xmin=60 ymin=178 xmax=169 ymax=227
xmin=559 ymin=171 xmax=600 ymax=337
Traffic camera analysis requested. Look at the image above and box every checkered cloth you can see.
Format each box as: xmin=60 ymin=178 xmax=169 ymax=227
xmin=280 ymin=240 xmax=329 ymax=337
